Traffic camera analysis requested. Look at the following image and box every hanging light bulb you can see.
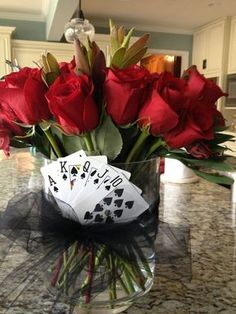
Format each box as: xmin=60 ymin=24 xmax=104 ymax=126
xmin=64 ymin=0 xmax=95 ymax=43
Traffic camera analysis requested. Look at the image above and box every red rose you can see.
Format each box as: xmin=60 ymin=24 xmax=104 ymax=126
xmin=0 ymin=67 xmax=51 ymax=125
xmin=187 ymin=141 xmax=215 ymax=159
xmin=138 ymin=87 xmax=179 ymax=135
xmin=104 ymin=65 xmax=150 ymax=125
xmin=163 ymin=70 xmax=227 ymax=148
xmin=59 ymin=59 xmax=76 ymax=75
xmin=46 ymin=72 xmax=99 ymax=135
xmin=157 ymin=72 xmax=186 ymax=112
xmin=0 ymin=115 xmax=24 ymax=156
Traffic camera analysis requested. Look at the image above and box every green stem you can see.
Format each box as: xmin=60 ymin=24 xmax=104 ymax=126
xmin=106 ymin=253 xmax=117 ymax=306
xmin=63 ymin=250 xmax=68 ymax=294
xmin=41 ymin=126 xmax=63 ymax=158
xmin=85 ymin=249 xmax=95 ymax=304
xmin=145 ymin=137 xmax=166 ymax=160
xmin=57 ymin=242 xmax=78 ymax=285
xmin=126 ymin=130 xmax=150 ymax=163
xmin=123 ymin=268 xmax=135 ymax=294
xmin=83 ymin=132 xmax=94 ymax=152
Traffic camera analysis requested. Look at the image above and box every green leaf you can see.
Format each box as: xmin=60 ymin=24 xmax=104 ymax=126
xmin=46 ymin=52 xmax=60 ymax=75
xmin=214 ymin=125 xmax=231 ymax=132
xmin=213 ymin=132 xmax=235 ymax=144
xmin=124 ymin=34 xmax=150 ymax=61
xmin=121 ymin=27 xmax=135 ymax=49
xmin=117 ymin=26 xmax=125 ymax=45
xmin=167 ymin=153 xmax=234 ymax=172
xmin=182 ymin=157 xmax=234 ymax=171
xmin=62 ymin=135 xmax=85 ymax=155
xmin=121 ymin=47 xmax=148 ymax=68
xmin=111 ymin=47 xmax=126 ymax=68
xmin=110 ymin=24 xmax=120 ymax=56
xmin=10 ymin=138 xmax=31 ymax=149
xmin=95 ymin=115 xmax=123 ymax=160
xmin=193 ymin=169 xmax=234 ymax=185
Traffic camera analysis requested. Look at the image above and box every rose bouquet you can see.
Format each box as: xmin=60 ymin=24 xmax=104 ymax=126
xmin=0 ymin=20 xmax=234 ymax=311
xmin=0 ymin=20 xmax=234 ymax=185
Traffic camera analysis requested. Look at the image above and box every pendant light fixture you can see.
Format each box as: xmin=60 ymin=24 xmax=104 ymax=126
xmin=64 ymin=0 xmax=95 ymax=43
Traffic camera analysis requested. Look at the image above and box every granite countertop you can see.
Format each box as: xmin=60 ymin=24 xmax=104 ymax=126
xmin=0 ymin=149 xmax=235 ymax=313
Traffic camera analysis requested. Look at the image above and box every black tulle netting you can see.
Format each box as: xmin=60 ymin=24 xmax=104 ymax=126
xmin=0 ymin=191 xmax=191 ymax=313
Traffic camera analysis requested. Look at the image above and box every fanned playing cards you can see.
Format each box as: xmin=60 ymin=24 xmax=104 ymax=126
xmin=41 ymin=150 xmax=149 ymax=225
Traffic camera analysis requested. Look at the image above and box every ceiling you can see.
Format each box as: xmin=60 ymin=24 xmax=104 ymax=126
xmin=0 ymin=0 xmax=236 ymax=40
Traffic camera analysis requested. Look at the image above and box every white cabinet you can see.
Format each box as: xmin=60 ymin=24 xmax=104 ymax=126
xmin=228 ymin=16 xmax=236 ymax=74
xmin=11 ymin=40 xmax=74 ymax=67
xmin=192 ymin=17 xmax=230 ymax=77
xmin=0 ymin=26 xmax=15 ymax=78
xmin=192 ymin=29 xmax=207 ymax=74
xmin=11 ymin=34 xmax=111 ymax=68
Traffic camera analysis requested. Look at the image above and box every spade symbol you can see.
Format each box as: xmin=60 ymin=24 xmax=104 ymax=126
xmin=71 ymin=166 xmax=78 ymax=177
xmin=94 ymin=204 xmax=104 ymax=212
xmin=54 ymin=186 xmax=59 ymax=192
xmin=114 ymin=199 xmax=123 ymax=207
xmin=91 ymin=170 xmax=97 ymax=177
xmin=114 ymin=189 xmax=124 ymax=197
xmin=105 ymin=216 xmax=114 ymax=224
xmin=114 ymin=209 xmax=123 ymax=218
xmin=94 ymin=178 xmax=99 ymax=184
xmin=84 ymin=211 xmax=93 ymax=220
xmin=80 ymin=173 xmax=86 ymax=179
xmin=95 ymin=214 xmax=103 ymax=222
xmin=62 ymin=174 xmax=67 ymax=180
xmin=103 ymin=197 xmax=112 ymax=205
xmin=125 ymin=201 xmax=134 ymax=209
xmin=105 ymin=185 xmax=111 ymax=191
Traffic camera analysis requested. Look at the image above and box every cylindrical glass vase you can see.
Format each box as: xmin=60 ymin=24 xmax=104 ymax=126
xmin=45 ymin=214 xmax=157 ymax=313
xmin=112 ymin=157 xmax=160 ymax=215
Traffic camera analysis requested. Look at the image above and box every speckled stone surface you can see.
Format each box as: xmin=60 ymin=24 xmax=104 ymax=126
xmin=0 ymin=149 xmax=235 ymax=313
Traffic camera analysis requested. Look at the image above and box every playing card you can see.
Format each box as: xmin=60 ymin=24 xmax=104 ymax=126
xmin=58 ymin=151 xmax=108 ymax=195
xmin=109 ymin=165 xmax=141 ymax=194
xmin=69 ymin=156 xmax=108 ymax=207
xmin=72 ymin=162 xmax=129 ymax=211
xmin=80 ymin=183 xmax=149 ymax=225
xmin=41 ymin=150 xmax=147 ymax=226
xmin=40 ymin=160 xmax=62 ymax=199
xmin=41 ymin=161 xmax=78 ymax=220
xmin=110 ymin=165 xmax=131 ymax=180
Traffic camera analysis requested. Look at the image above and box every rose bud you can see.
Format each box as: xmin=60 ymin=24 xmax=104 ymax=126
xmin=46 ymin=72 xmax=99 ymax=135
xmin=104 ymin=65 xmax=150 ymax=125
xmin=0 ymin=67 xmax=51 ymax=125
xmin=186 ymin=141 xmax=215 ymax=159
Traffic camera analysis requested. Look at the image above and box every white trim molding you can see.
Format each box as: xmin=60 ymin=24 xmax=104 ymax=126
xmin=0 ymin=26 xmax=16 ymax=77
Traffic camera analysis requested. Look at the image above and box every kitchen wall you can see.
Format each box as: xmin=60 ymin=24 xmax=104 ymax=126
xmin=0 ymin=19 xmax=45 ymax=41
xmin=0 ymin=19 xmax=193 ymax=62
xmin=97 ymin=26 xmax=193 ymax=63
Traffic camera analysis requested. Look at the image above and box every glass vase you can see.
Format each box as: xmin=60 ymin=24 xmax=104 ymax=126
xmin=45 ymin=221 xmax=156 ymax=314
xmin=113 ymin=157 xmax=160 ymax=215
xmin=44 ymin=157 xmax=159 ymax=313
